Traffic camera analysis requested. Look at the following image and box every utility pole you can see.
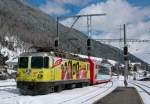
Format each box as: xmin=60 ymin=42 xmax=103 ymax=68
xmin=123 ymin=24 xmax=128 ymax=87
xmin=87 ymin=15 xmax=92 ymax=56
xmin=54 ymin=17 xmax=59 ymax=51
xmin=118 ymin=25 xmax=123 ymax=78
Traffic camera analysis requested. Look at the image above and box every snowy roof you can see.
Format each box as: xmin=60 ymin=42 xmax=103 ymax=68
xmin=130 ymin=62 xmax=141 ymax=65
xmin=107 ymin=60 xmax=117 ymax=66
xmin=76 ymin=54 xmax=102 ymax=62
xmin=20 ymin=52 xmax=53 ymax=57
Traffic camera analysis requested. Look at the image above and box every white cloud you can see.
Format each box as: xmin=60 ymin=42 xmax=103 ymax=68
xmin=61 ymin=0 xmax=150 ymax=63
xmin=39 ymin=0 xmax=92 ymax=15
xmin=40 ymin=1 xmax=69 ymax=15
xmin=55 ymin=0 xmax=91 ymax=6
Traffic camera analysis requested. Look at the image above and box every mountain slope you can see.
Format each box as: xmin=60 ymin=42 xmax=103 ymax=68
xmin=0 ymin=0 xmax=148 ymax=67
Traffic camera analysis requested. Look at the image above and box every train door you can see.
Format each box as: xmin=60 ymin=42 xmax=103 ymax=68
xmin=50 ymin=57 xmax=55 ymax=80
xmin=54 ymin=58 xmax=62 ymax=80
xmin=50 ymin=57 xmax=62 ymax=81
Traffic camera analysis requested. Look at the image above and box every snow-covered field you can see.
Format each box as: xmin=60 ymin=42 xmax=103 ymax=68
xmin=0 ymin=76 xmax=149 ymax=104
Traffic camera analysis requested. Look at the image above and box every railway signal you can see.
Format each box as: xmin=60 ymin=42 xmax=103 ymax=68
xmin=87 ymin=38 xmax=91 ymax=55
xmin=87 ymin=38 xmax=91 ymax=50
xmin=54 ymin=39 xmax=59 ymax=50
xmin=124 ymin=46 xmax=128 ymax=60
xmin=87 ymin=39 xmax=91 ymax=47
xmin=123 ymin=24 xmax=128 ymax=87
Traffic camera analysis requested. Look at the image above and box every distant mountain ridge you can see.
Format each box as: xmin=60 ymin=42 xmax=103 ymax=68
xmin=0 ymin=0 xmax=148 ymax=68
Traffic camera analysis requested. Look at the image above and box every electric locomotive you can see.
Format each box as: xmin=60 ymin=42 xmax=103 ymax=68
xmin=16 ymin=52 xmax=90 ymax=94
xmin=16 ymin=51 xmax=112 ymax=95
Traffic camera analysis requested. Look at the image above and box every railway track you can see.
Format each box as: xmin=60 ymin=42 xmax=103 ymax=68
xmin=59 ymin=81 xmax=114 ymax=104
xmin=135 ymin=82 xmax=150 ymax=89
xmin=129 ymin=82 xmax=150 ymax=96
xmin=81 ymin=81 xmax=113 ymax=104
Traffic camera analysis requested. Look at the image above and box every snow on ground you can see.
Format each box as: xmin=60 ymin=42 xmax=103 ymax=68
xmin=129 ymin=81 xmax=150 ymax=104
xmin=134 ymin=86 xmax=150 ymax=104
xmin=136 ymin=81 xmax=150 ymax=87
xmin=0 ymin=81 xmax=114 ymax=104
xmin=0 ymin=77 xmax=118 ymax=104
xmin=0 ymin=79 xmax=16 ymax=87
xmin=0 ymin=76 xmax=149 ymax=104
xmin=127 ymin=75 xmax=150 ymax=104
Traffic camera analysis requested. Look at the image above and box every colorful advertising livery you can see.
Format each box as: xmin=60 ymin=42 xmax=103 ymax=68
xmin=49 ymin=57 xmax=90 ymax=81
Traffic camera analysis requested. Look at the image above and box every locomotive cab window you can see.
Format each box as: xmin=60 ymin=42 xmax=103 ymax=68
xmin=31 ymin=57 xmax=43 ymax=68
xmin=19 ymin=57 xmax=28 ymax=68
xmin=31 ymin=56 xmax=49 ymax=68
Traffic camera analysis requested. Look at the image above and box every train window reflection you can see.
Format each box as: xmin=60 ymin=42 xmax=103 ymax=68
xmin=98 ymin=66 xmax=110 ymax=75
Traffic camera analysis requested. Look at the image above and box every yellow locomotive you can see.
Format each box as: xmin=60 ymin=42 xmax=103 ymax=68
xmin=16 ymin=52 xmax=90 ymax=95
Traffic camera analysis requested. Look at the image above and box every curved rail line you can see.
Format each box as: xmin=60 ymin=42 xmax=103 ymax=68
xmin=129 ymin=82 xmax=150 ymax=96
xmin=59 ymin=81 xmax=113 ymax=104
xmin=81 ymin=81 xmax=113 ymax=104
xmin=135 ymin=82 xmax=150 ymax=89
xmin=58 ymin=83 xmax=108 ymax=104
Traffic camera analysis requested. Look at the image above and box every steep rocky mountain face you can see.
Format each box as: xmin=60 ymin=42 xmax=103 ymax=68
xmin=0 ymin=0 xmax=148 ymax=67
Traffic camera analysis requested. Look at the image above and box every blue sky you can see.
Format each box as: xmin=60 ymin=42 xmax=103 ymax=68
xmin=27 ymin=0 xmax=150 ymax=7
xmin=26 ymin=0 xmax=150 ymax=17
xmin=128 ymin=0 xmax=150 ymax=7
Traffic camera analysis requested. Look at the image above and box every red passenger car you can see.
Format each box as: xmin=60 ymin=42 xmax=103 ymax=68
xmin=88 ymin=57 xmax=112 ymax=85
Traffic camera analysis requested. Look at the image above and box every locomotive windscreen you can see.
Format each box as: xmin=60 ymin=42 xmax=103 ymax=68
xmin=31 ymin=57 xmax=49 ymax=68
xmin=19 ymin=57 xmax=28 ymax=68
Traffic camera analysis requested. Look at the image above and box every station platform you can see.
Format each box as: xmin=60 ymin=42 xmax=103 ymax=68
xmin=94 ymin=87 xmax=143 ymax=104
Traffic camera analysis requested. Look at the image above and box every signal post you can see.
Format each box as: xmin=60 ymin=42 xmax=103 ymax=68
xmin=123 ymin=24 xmax=128 ymax=87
